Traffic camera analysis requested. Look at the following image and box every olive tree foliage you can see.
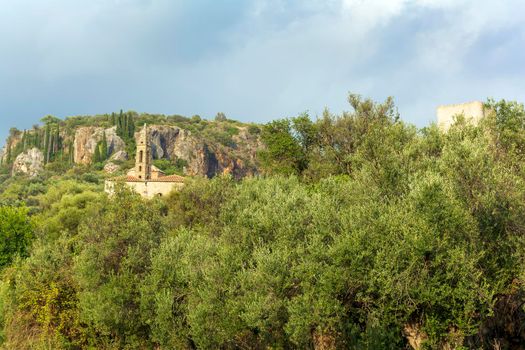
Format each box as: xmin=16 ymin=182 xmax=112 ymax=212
xmin=259 ymin=94 xmax=406 ymax=182
xmin=72 ymin=186 xmax=168 ymax=348
xmin=134 ymin=173 xmax=492 ymax=349
xmin=0 ymin=179 xmax=105 ymax=349
xmin=0 ymin=206 xmax=33 ymax=268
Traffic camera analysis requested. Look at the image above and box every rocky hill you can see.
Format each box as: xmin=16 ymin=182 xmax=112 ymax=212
xmin=0 ymin=111 xmax=263 ymax=179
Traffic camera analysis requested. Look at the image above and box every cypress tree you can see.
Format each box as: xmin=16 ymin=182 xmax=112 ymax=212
xmin=55 ymin=124 xmax=60 ymax=154
xmin=93 ymin=143 xmax=101 ymax=164
xmin=127 ymin=113 xmax=135 ymax=139
xmin=123 ymin=113 xmax=128 ymax=138
xmin=69 ymin=142 xmax=74 ymax=164
xmin=117 ymin=110 xmax=124 ymax=137
xmin=26 ymin=132 xmax=32 ymax=149
xmin=44 ymin=125 xmax=50 ymax=163
xmin=101 ymin=131 xmax=108 ymax=160
xmin=21 ymin=131 xmax=26 ymax=151
xmin=47 ymin=132 xmax=54 ymax=163
xmin=6 ymin=143 xmax=11 ymax=164
xmin=35 ymin=130 xmax=40 ymax=149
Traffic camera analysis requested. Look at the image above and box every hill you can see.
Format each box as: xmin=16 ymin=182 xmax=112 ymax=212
xmin=0 ymin=111 xmax=263 ymax=181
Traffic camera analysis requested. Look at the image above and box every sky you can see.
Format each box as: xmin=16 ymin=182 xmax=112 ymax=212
xmin=1 ymin=0 xmax=524 ymax=145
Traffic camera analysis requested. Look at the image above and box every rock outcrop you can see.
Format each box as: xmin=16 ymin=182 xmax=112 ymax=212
xmin=149 ymin=125 xmax=182 ymax=159
xmin=110 ymin=150 xmax=128 ymax=162
xmin=142 ymin=125 xmax=260 ymax=178
xmin=69 ymin=124 xmax=260 ymax=178
xmin=11 ymin=148 xmax=44 ymax=177
xmin=74 ymin=126 xmax=125 ymax=164
xmin=103 ymin=162 xmax=120 ymax=174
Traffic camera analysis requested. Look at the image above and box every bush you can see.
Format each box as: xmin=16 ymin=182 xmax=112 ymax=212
xmin=0 ymin=206 xmax=33 ymax=268
xmin=81 ymin=173 xmax=100 ymax=184
xmin=153 ymin=158 xmax=187 ymax=176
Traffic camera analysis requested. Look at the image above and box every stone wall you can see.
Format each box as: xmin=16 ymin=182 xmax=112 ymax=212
xmin=437 ymin=101 xmax=487 ymax=131
xmin=105 ymin=180 xmax=184 ymax=199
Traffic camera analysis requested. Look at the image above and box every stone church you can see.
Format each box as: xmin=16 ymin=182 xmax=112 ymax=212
xmin=105 ymin=124 xmax=185 ymax=198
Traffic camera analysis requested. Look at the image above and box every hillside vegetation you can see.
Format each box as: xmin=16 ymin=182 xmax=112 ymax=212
xmin=1 ymin=95 xmax=525 ymax=349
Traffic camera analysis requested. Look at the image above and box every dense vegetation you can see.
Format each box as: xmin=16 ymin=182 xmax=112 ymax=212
xmin=1 ymin=95 xmax=525 ymax=349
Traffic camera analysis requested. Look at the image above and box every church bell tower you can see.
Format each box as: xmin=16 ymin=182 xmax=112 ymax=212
xmin=136 ymin=124 xmax=151 ymax=180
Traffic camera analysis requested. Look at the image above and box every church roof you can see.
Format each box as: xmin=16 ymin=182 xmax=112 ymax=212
xmin=149 ymin=174 xmax=185 ymax=182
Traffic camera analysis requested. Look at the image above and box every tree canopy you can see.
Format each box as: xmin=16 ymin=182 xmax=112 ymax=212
xmin=1 ymin=95 xmax=525 ymax=349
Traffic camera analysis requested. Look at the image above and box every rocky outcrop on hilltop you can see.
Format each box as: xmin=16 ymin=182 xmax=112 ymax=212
xmin=3 ymin=119 xmax=262 ymax=179
xmin=12 ymin=148 xmax=44 ymax=177
xmin=149 ymin=125 xmax=182 ymax=159
xmin=74 ymin=126 xmax=125 ymax=164
xmin=144 ymin=125 xmax=260 ymax=178
xmin=70 ymin=124 xmax=260 ymax=178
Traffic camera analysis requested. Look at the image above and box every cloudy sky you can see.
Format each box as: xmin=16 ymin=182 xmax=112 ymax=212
xmin=1 ymin=0 xmax=524 ymax=143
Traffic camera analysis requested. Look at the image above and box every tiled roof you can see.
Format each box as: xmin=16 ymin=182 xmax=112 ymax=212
xmin=150 ymin=174 xmax=185 ymax=183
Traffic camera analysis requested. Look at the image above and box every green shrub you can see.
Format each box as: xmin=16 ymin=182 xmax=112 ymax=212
xmin=0 ymin=206 xmax=33 ymax=268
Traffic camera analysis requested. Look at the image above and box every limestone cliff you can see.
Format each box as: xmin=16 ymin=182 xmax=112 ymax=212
xmin=12 ymin=148 xmax=44 ymax=177
xmin=2 ymin=118 xmax=262 ymax=179
xmin=144 ymin=125 xmax=260 ymax=178
xmin=74 ymin=126 xmax=125 ymax=164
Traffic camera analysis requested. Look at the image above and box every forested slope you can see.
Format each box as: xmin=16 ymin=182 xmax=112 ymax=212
xmin=1 ymin=95 xmax=525 ymax=349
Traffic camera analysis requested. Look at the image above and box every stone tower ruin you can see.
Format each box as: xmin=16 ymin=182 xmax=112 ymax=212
xmin=436 ymin=101 xmax=488 ymax=131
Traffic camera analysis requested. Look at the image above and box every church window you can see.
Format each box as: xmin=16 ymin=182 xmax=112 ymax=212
xmin=139 ymin=150 xmax=143 ymax=162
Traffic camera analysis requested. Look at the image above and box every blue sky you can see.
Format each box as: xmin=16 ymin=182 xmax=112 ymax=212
xmin=1 ymin=0 xmax=524 ymax=144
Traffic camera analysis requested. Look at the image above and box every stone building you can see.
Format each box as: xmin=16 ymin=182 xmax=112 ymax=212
xmin=437 ymin=101 xmax=489 ymax=131
xmin=105 ymin=124 xmax=184 ymax=198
